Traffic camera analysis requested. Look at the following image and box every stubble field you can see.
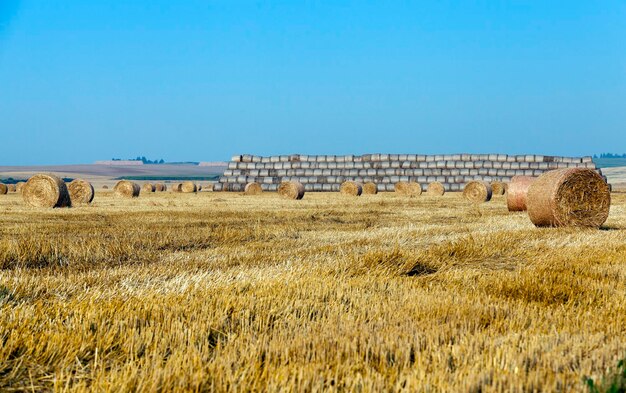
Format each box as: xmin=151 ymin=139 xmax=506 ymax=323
xmin=1 ymin=190 xmax=625 ymax=391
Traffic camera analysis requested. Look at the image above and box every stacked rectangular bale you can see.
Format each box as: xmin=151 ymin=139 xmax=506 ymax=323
xmin=214 ymin=154 xmax=600 ymax=192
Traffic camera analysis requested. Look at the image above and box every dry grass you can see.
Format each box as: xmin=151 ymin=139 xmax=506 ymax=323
xmin=1 ymin=191 xmax=626 ymax=391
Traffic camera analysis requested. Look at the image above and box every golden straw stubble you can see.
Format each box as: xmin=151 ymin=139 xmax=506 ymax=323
xmin=507 ymin=176 xmax=535 ymax=212
xmin=526 ymin=168 xmax=610 ymax=228
xmin=244 ymin=182 xmax=263 ymax=195
xmin=67 ymin=179 xmax=95 ymax=205
xmin=427 ymin=182 xmax=445 ymax=196
xmin=362 ymin=182 xmax=378 ymax=195
xmin=463 ymin=181 xmax=492 ymax=203
xmin=114 ymin=180 xmax=140 ymax=198
xmin=278 ymin=181 xmax=305 ymax=200
xmin=340 ymin=181 xmax=363 ymax=196
xmin=22 ymin=173 xmax=72 ymax=208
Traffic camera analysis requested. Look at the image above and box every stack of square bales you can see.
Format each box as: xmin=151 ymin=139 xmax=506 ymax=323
xmin=214 ymin=154 xmax=600 ymax=192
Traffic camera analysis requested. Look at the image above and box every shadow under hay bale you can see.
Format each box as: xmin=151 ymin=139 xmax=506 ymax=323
xmin=114 ymin=180 xmax=140 ymax=198
xmin=507 ymin=176 xmax=536 ymax=212
xmin=340 ymin=181 xmax=362 ymax=196
xmin=278 ymin=181 xmax=305 ymax=200
xmin=463 ymin=181 xmax=492 ymax=203
xmin=22 ymin=174 xmax=71 ymax=208
xmin=68 ymin=179 xmax=95 ymax=205
xmin=526 ymin=168 xmax=610 ymax=228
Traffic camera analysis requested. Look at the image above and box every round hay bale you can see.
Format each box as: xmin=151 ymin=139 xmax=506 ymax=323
xmin=154 ymin=183 xmax=167 ymax=192
xmin=181 ymin=181 xmax=197 ymax=193
xmin=16 ymin=182 xmax=26 ymax=193
xmin=526 ymin=168 xmax=610 ymax=228
xmin=463 ymin=181 xmax=492 ymax=203
xmin=172 ymin=183 xmax=182 ymax=193
xmin=507 ymin=176 xmax=535 ymax=212
xmin=7 ymin=184 xmax=16 ymax=193
xmin=491 ymin=181 xmax=506 ymax=195
xmin=142 ymin=183 xmax=156 ymax=193
xmin=395 ymin=181 xmax=422 ymax=196
xmin=67 ymin=179 xmax=94 ymax=204
xmin=114 ymin=180 xmax=140 ymax=198
xmin=427 ymin=182 xmax=445 ymax=196
xmin=340 ymin=181 xmax=363 ymax=196
xmin=362 ymin=182 xmax=378 ymax=195
xmin=102 ymin=185 xmax=109 ymax=190
xmin=22 ymin=174 xmax=71 ymax=208
xmin=278 ymin=181 xmax=305 ymax=200
xmin=244 ymin=182 xmax=263 ymax=195
xmin=0 ymin=184 xmax=7 ymax=195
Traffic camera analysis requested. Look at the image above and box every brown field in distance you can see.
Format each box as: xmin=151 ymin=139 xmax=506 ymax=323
xmin=1 ymin=190 xmax=625 ymax=391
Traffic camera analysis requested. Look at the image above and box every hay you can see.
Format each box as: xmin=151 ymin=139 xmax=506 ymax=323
xmin=0 ymin=184 xmax=7 ymax=195
xmin=16 ymin=182 xmax=26 ymax=193
xmin=526 ymin=168 xmax=610 ymax=228
xmin=181 ymin=181 xmax=197 ymax=193
xmin=395 ymin=181 xmax=422 ymax=196
xmin=362 ymin=182 xmax=378 ymax=195
xmin=340 ymin=181 xmax=363 ymax=196
xmin=506 ymin=176 xmax=535 ymax=212
xmin=427 ymin=182 xmax=445 ymax=196
xmin=491 ymin=181 xmax=506 ymax=195
xmin=7 ymin=184 xmax=16 ymax=193
xmin=244 ymin=182 xmax=263 ymax=195
xmin=67 ymin=179 xmax=95 ymax=205
xmin=463 ymin=181 xmax=492 ymax=203
xmin=114 ymin=180 xmax=140 ymax=198
xmin=22 ymin=174 xmax=71 ymax=208
xmin=172 ymin=183 xmax=182 ymax=193
xmin=278 ymin=181 xmax=305 ymax=200
xmin=155 ymin=183 xmax=167 ymax=192
xmin=142 ymin=183 xmax=156 ymax=193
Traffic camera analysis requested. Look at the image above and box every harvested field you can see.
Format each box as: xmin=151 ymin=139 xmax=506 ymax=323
xmin=0 ymin=191 xmax=625 ymax=391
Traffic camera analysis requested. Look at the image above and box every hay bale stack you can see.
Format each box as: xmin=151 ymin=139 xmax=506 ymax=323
xmin=142 ymin=183 xmax=156 ymax=193
xmin=0 ymin=184 xmax=7 ymax=195
xmin=22 ymin=174 xmax=71 ymax=208
xmin=16 ymin=182 xmax=26 ymax=193
xmin=278 ymin=181 xmax=305 ymax=200
xmin=181 ymin=181 xmax=197 ymax=193
xmin=507 ymin=176 xmax=535 ymax=212
xmin=395 ymin=181 xmax=422 ymax=196
xmin=67 ymin=179 xmax=95 ymax=205
xmin=114 ymin=180 xmax=140 ymax=198
xmin=340 ymin=181 xmax=363 ymax=196
xmin=7 ymin=184 xmax=16 ymax=193
xmin=154 ymin=183 xmax=167 ymax=192
xmin=427 ymin=182 xmax=445 ymax=196
xmin=362 ymin=182 xmax=378 ymax=195
xmin=491 ymin=181 xmax=506 ymax=195
xmin=526 ymin=168 xmax=610 ymax=228
xmin=463 ymin=181 xmax=492 ymax=203
xmin=244 ymin=182 xmax=263 ymax=195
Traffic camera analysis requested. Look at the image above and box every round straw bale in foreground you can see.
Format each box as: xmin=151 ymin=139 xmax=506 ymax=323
xmin=526 ymin=168 xmax=610 ymax=228
xmin=181 ymin=181 xmax=197 ymax=193
xmin=7 ymin=184 xmax=16 ymax=193
xmin=68 ymin=179 xmax=94 ymax=204
xmin=142 ymin=183 xmax=156 ymax=193
xmin=395 ymin=181 xmax=422 ymax=196
xmin=340 ymin=181 xmax=363 ymax=196
xmin=16 ymin=182 xmax=26 ymax=193
xmin=463 ymin=181 xmax=492 ymax=203
xmin=154 ymin=183 xmax=167 ymax=192
xmin=114 ymin=180 xmax=140 ymax=198
xmin=362 ymin=182 xmax=378 ymax=195
xmin=22 ymin=174 xmax=71 ymax=208
xmin=244 ymin=182 xmax=263 ymax=195
xmin=491 ymin=181 xmax=506 ymax=195
xmin=427 ymin=182 xmax=445 ymax=196
xmin=0 ymin=184 xmax=7 ymax=195
xmin=278 ymin=181 xmax=305 ymax=200
xmin=507 ymin=176 xmax=535 ymax=212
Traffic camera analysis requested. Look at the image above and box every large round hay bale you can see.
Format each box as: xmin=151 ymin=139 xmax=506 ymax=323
xmin=22 ymin=174 xmax=71 ymax=208
xmin=7 ymin=184 xmax=16 ymax=193
xmin=114 ymin=180 xmax=140 ymax=198
xmin=362 ymin=182 xmax=378 ymax=195
xmin=142 ymin=183 xmax=156 ymax=193
xmin=154 ymin=183 xmax=167 ymax=192
xmin=340 ymin=181 xmax=362 ymax=196
xmin=507 ymin=176 xmax=535 ymax=212
xmin=395 ymin=181 xmax=422 ymax=196
xmin=463 ymin=181 xmax=492 ymax=203
xmin=491 ymin=181 xmax=506 ymax=195
xmin=0 ymin=184 xmax=7 ymax=195
xmin=16 ymin=182 xmax=26 ymax=193
xmin=526 ymin=168 xmax=610 ymax=228
xmin=244 ymin=182 xmax=263 ymax=195
xmin=427 ymin=182 xmax=445 ymax=196
xmin=278 ymin=181 xmax=305 ymax=200
xmin=172 ymin=183 xmax=182 ymax=193
xmin=67 ymin=179 xmax=94 ymax=204
xmin=181 ymin=181 xmax=197 ymax=193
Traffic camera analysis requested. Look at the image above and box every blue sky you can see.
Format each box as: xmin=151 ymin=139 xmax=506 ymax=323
xmin=0 ymin=1 xmax=625 ymax=165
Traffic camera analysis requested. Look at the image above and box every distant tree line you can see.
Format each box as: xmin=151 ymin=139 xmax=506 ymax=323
xmin=111 ymin=156 xmax=165 ymax=164
xmin=593 ymin=153 xmax=626 ymax=158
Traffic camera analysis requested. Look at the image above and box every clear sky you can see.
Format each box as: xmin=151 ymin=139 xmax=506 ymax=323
xmin=0 ymin=1 xmax=625 ymax=165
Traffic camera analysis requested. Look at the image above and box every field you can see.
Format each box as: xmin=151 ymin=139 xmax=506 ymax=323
xmin=1 ymin=190 xmax=626 ymax=391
